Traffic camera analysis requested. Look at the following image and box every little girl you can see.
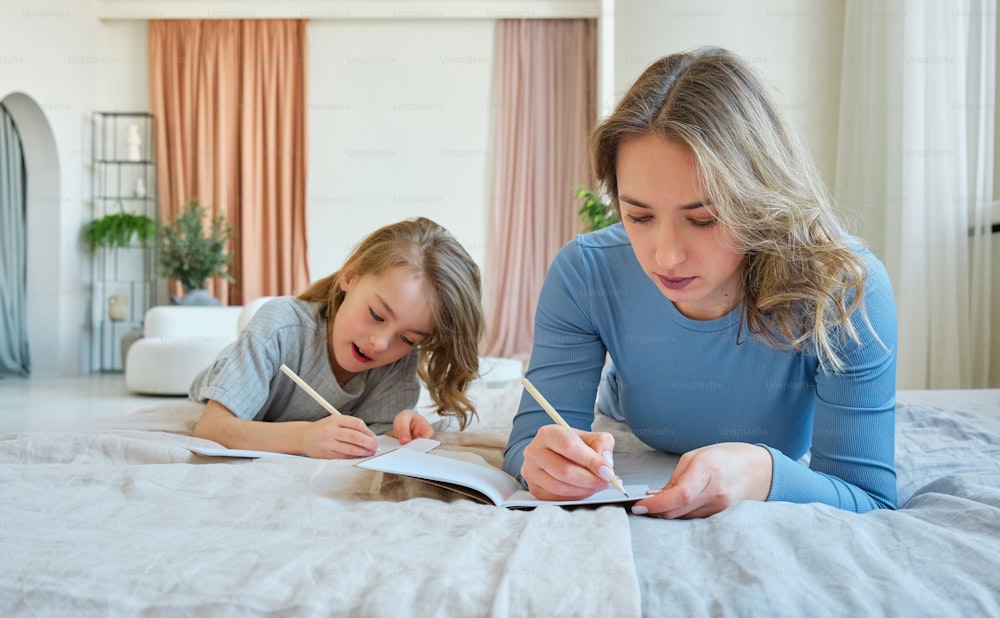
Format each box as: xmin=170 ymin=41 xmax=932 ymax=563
xmin=189 ymin=217 xmax=485 ymax=458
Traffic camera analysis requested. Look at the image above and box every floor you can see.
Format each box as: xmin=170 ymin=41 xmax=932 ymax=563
xmin=0 ymin=373 xmax=186 ymax=433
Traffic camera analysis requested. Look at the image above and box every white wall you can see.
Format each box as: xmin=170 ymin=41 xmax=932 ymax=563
xmin=612 ymin=0 xmax=845 ymax=188
xmin=98 ymin=21 xmax=150 ymax=112
xmin=306 ymin=20 xmax=495 ymax=288
xmin=0 ymin=0 xmax=106 ymax=376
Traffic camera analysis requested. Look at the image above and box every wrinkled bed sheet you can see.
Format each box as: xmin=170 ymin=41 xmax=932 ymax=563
xmin=0 ymin=384 xmax=640 ymax=617
xmin=616 ymin=389 xmax=1000 ymax=617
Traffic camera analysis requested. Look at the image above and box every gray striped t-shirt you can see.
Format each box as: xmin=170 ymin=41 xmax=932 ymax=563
xmin=189 ymin=296 xmax=420 ymax=434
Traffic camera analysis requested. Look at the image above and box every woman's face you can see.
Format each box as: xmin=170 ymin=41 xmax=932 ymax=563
xmin=330 ymin=266 xmax=433 ymax=381
xmin=616 ymin=134 xmax=745 ymax=321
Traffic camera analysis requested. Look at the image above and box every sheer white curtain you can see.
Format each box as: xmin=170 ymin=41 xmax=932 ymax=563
xmin=835 ymin=0 xmax=996 ymax=389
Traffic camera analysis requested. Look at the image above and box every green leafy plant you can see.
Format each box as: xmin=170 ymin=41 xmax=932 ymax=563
xmin=159 ymin=198 xmax=234 ymax=292
xmin=84 ymin=204 xmax=156 ymax=250
xmin=573 ymin=185 xmax=618 ymax=232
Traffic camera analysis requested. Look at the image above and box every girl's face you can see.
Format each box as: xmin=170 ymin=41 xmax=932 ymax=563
xmin=329 ymin=266 xmax=434 ymax=382
xmin=616 ymin=134 xmax=745 ymax=321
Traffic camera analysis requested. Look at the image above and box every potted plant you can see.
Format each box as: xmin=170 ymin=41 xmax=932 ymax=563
xmin=84 ymin=204 xmax=157 ymax=250
xmin=573 ymin=185 xmax=618 ymax=232
xmin=159 ymin=198 xmax=234 ymax=305
xmin=84 ymin=204 xmax=157 ymax=320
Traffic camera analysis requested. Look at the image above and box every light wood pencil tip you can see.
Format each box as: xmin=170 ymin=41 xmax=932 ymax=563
xmin=610 ymin=477 xmax=628 ymax=496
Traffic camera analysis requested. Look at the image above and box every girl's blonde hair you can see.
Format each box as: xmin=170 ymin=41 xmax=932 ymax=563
xmin=592 ymin=47 xmax=869 ymax=372
xmin=299 ymin=217 xmax=485 ymax=428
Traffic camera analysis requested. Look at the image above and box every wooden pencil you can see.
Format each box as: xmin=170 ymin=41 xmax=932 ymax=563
xmin=521 ymin=377 xmax=628 ymax=496
xmin=280 ymin=364 xmax=342 ymax=416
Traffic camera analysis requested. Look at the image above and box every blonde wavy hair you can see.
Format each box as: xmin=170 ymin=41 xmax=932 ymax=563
xmin=592 ymin=47 xmax=871 ymax=372
xmin=298 ymin=217 xmax=485 ymax=428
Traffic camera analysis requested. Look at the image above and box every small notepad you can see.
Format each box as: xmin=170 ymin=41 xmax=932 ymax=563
xmin=188 ymin=436 xmax=441 ymax=459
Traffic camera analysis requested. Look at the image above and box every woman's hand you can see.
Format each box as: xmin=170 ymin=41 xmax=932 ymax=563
xmin=521 ymin=424 xmax=618 ymax=501
xmin=391 ymin=410 xmax=435 ymax=444
xmin=301 ymin=414 xmax=379 ymax=459
xmin=631 ymin=442 xmax=773 ymax=519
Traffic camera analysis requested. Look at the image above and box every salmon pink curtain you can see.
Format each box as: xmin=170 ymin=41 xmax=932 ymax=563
xmin=148 ymin=20 xmax=309 ymax=305
xmin=484 ymin=19 xmax=597 ymax=360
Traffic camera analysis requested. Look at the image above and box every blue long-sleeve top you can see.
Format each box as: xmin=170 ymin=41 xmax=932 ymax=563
xmin=503 ymin=224 xmax=898 ymax=513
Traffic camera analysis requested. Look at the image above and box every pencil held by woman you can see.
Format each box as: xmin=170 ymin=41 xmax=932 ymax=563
xmin=521 ymin=377 xmax=628 ymax=497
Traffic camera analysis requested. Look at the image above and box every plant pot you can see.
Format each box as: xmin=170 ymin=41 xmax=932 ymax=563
xmin=171 ymin=289 xmax=221 ymax=306
xmin=108 ymin=294 xmax=130 ymax=321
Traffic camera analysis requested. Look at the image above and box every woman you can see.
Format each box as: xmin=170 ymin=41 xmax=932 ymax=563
xmin=503 ymin=47 xmax=897 ymax=518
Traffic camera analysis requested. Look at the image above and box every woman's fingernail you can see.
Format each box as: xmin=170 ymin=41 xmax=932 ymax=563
xmin=631 ymin=505 xmax=648 ymax=515
xmin=598 ymin=465 xmax=615 ymax=481
xmin=602 ymin=451 xmax=614 ymax=467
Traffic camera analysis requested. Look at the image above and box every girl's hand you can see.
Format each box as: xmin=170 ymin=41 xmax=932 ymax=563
xmin=521 ymin=424 xmax=617 ymax=501
xmin=392 ymin=410 xmax=435 ymax=444
xmin=631 ymin=442 xmax=773 ymax=519
xmin=301 ymin=414 xmax=379 ymax=459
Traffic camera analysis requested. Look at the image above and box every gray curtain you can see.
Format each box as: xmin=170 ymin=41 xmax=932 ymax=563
xmin=0 ymin=103 xmax=29 ymax=376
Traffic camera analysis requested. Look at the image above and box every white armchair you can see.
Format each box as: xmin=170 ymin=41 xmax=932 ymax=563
xmin=124 ymin=305 xmax=244 ymax=395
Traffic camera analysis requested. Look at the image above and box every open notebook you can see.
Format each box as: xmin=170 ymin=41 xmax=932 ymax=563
xmin=355 ymin=447 xmax=647 ymax=509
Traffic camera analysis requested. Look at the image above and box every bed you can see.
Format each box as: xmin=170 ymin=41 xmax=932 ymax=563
xmin=1 ymin=384 xmax=998 ymax=616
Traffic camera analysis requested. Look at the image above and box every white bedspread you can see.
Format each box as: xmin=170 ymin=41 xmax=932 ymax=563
xmin=2 ymin=384 xmax=998 ymax=617
xmin=0 ymin=385 xmax=641 ymax=617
